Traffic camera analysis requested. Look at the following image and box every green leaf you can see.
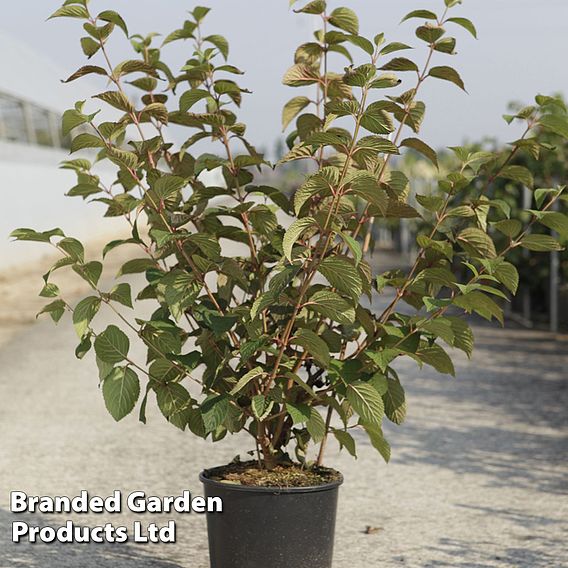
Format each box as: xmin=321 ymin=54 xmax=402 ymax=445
xmin=156 ymin=383 xmax=191 ymax=430
xmin=49 ymin=5 xmax=89 ymax=19
xmin=446 ymin=17 xmax=478 ymax=39
xmin=379 ymin=57 xmax=418 ymax=72
xmin=204 ymin=34 xmax=229 ymax=59
xmin=201 ymin=395 xmax=230 ymax=433
xmin=63 ymin=65 xmax=107 ymax=84
xmin=340 ymin=232 xmax=362 ymax=265
xmin=252 ymin=395 xmax=274 ymax=421
xmin=400 ymin=137 xmax=438 ymax=168
xmin=287 ymin=402 xmax=311 ymax=424
xmin=520 ymin=234 xmax=563 ymax=252
xmin=383 ymin=377 xmax=406 ymax=425
xmin=40 ymin=283 xmax=60 ymax=298
xmin=447 ymin=316 xmax=474 ymax=358
xmin=10 ymin=227 xmax=64 ymax=243
xmin=364 ymin=425 xmax=391 ymax=462
xmin=291 ymin=328 xmax=330 ymax=367
xmin=457 ymin=228 xmax=497 ymax=258
xmin=539 ymin=114 xmax=568 ymax=139
xmin=73 ymin=261 xmax=102 ymax=287
xmin=98 ymin=10 xmax=129 ymax=36
xmin=59 ymin=237 xmax=84 ymax=261
xmin=282 ymin=96 xmax=311 ymax=130
xmin=38 ymin=300 xmax=66 ymax=323
xmin=400 ymin=9 xmax=438 ymax=23
xmin=494 ymin=261 xmax=519 ymax=294
xmin=294 ymin=0 xmax=326 ymax=14
xmin=494 ymin=219 xmax=522 ymax=238
xmin=93 ymin=91 xmax=134 ymax=113
xmin=230 ymin=367 xmax=264 ymax=395
xmin=416 ymin=25 xmax=445 ymax=44
xmin=109 ymin=283 xmax=133 ymax=308
xmin=309 ymin=290 xmax=355 ymax=324
xmin=73 ymin=296 xmax=101 ymax=338
xmin=498 ymin=165 xmax=534 ymax=188
xmin=192 ymin=6 xmax=210 ymax=21
xmin=180 ymin=89 xmax=211 ymax=112
xmin=538 ymin=211 xmax=568 ymax=237
xmin=283 ymin=217 xmax=316 ymax=261
xmin=307 ymin=408 xmax=326 ymax=442
xmin=118 ymin=258 xmax=157 ymax=276
xmin=428 ymin=66 xmax=466 ymax=91
xmin=94 ymin=325 xmax=130 ymax=364
xmin=75 ymin=334 xmax=92 ymax=360
xmin=319 ymin=257 xmax=362 ymax=301
xmin=417 ymin=343 xmax=455 ymax=376
xmin=347 ymin=381 xmax=384 ymax=428
xmin=329 ymin=7 xmax=359 ymax=35
xmin=102 ymin=367 xmax=140 ymax=421
xmin=70 ymin=133 xmax=105 ymax=153
xmin=380 ymin=42 xmax=413 ymax=56
xmin=333 ymin=429 xmax=357 ymax=457
xmin=80 ymin=37 xmax=101 ymax=58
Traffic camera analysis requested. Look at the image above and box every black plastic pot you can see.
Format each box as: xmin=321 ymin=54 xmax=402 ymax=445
xmin=200 ymin=466 xmax=343 ymax=568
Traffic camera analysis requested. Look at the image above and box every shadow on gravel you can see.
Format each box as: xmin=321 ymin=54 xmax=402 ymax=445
xmin=378 ymin=326 xmax=568 ymax=496
xmin=0 ymin=509 xmax=184 ymax=568
xmin=422 ymin=535 xmax=561 ymax=567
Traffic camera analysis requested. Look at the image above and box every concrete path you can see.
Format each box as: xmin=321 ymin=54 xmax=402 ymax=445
xmin=0 ymin=308 xmax=567 ymax=567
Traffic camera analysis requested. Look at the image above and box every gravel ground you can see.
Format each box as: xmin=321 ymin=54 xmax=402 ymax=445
xmin=0 ymin=301 xmax=567 ymax=567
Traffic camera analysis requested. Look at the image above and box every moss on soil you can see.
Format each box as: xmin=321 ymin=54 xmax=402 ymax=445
xmin=207 ymin=461 xmax=342 ymax=488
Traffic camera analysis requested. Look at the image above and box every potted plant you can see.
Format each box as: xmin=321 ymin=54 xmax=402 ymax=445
xmin=12 ymin=1 xmax=568 ymax=566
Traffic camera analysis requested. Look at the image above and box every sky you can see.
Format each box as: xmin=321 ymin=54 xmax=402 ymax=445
xmin=2 ymin=0 xmax=568 ymax=155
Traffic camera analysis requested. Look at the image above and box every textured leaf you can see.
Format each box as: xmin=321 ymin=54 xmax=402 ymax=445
xmin=49 ymin=5 xmax=89 ymax=19
xmin=307 ymin=408 xmax=326 ymax=442
xmin=204 ymin=34 xmax=229 ymax=59
xmin=428 ymin=66 xmax=466 ymax=91
xmin=98 ymin=10 xmax=129 ymax=36
xmin=417 ymin=343 xmax=455 ymax=376
xmin=364 ymin=425 xmax=391 ymax=462
xmin=400 ymin=137 xmax=438 ymax=167
xmin=400 ymin=9 xmax=437 ymax=23
xmin=156 ymin=383 xmax=191 ymax=430
xmin=446 ymin=17 xmax=478 ymax=39
xmin=103 ymin=367 xmax=140 ymax=421
xmin=457 ymin=228 xmax=497 ymax=258
xmin=499 ymin=165 xmax=534 ymax=188
xmin=180 ymin=89 xmax=211 ymax=112
xmin=329 ymin=7 xmax=359 ymax=35
xmin=282 ymin=96 xmax=311 ymax=130
xmin=380 ymin=57 xmax=418 ymax=72
xmin=333 ymin=429 xmax=357 ymax=457
xmin=94 ymin=325 xmax=130 ymax=364
xmin=319 ymin=257 xmax=362 ymax=301
xmin=109 ymin=283 xmax=133 ymax=308
xmin=309 ymin=290 xmax=355 ymax=324
xmin=494 ymin=261 xmax=519 ymax=294
xmin=383 ymin=377 xmax=407 ymax=425
xmin=283 ymin=217 xmax=316 ymax=261
xmin=201 ymin=395 xmax=229 ymax=433
xmin=520 ymin=234 xmax=563 ymax=252
xmin=347 ymin=381 xmax=384 ymax=427
xmin=72 ymin=296 xmax=101 ymax=338
xmin=230 ymin=367 xmax=264 ymax=395
xmin=70 ymin=133 xmax=105 ymax=153
xmin=291 ymin=329 xmax=330 ymax=367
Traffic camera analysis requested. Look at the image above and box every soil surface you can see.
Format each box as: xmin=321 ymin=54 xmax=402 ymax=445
xmin=205 ymin=461 xmax=342 ymax=488
xmin=0 ymin=258 xmax=567 ymax=567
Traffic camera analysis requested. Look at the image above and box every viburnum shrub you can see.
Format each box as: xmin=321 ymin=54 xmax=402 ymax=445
xmin=12 ymin=0 xmax=568 ymax=471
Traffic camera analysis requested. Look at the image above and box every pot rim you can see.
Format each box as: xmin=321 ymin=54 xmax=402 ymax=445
xmin=199 ymin=466 xmax=344 ymax=494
